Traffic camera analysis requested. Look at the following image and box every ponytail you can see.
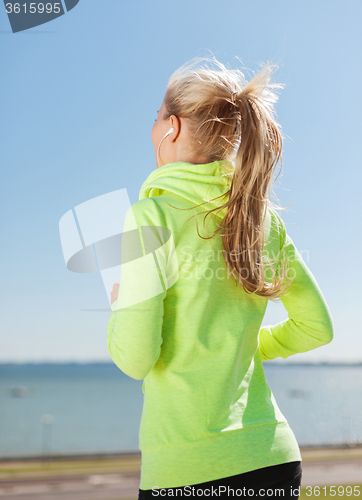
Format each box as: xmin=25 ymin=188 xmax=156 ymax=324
xmin=219 ymin=66 xmax=293 ymax=300
xmin=164 ymin=56 xmax=293 ymax=300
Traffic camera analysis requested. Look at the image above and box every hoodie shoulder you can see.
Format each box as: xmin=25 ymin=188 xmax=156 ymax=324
xmin=123 ymin=197 xmax=168 ymax=232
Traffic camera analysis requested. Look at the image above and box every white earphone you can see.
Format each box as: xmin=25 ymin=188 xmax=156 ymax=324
xmin=156 ymin=127 xmax=174 ymax=168
xmin=162 ymin=127 xmax=174 ymax=139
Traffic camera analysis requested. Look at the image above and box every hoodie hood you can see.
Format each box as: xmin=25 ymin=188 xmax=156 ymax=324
xmin=138 ymin=160 xmax=235 ymax=219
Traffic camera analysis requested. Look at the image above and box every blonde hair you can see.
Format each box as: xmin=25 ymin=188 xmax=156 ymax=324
xmin=163 ymin=55 xmax=293 ymax=300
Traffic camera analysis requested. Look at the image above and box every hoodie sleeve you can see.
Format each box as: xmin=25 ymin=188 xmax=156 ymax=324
xmin=107 ymin=200 xmax=168 ymax=380
xmin=258 ymin=212 xmax=334 ymax=361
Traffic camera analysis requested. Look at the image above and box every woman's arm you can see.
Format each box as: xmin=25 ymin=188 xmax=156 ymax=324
xmin=107 ymin=285 xmax=166 ymax=380
xmin=258 ymin=221 xmax=334 ymax=362
xmin=107 ymin=200 xmax=168 ymax=380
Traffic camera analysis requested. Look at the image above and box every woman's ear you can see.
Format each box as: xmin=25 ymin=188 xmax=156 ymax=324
xmin=170 ymin=115 xmax=181 ymax=141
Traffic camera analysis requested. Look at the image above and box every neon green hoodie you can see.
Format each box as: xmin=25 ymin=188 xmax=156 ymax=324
xmin=107 ymin=160 xmax=334 ymax=489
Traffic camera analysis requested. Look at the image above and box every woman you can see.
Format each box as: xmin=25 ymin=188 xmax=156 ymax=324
xmin=107 ymin=56 xmax=334 ymax=499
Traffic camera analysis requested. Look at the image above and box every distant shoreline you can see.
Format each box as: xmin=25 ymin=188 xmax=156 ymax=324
xmin=1 ymin=361 xmax=362 ymax=366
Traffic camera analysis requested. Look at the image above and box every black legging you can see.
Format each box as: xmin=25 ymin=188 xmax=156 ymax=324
xmin=138 ymin=461 xmax=302 ymax=499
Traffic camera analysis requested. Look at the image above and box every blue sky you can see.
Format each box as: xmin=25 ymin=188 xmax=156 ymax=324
xmin=1 ymin=0 xmax=361 ymax=362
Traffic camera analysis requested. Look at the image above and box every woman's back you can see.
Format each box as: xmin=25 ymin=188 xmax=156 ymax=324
xmin=107 ymin=159 xmax=333 ymax=489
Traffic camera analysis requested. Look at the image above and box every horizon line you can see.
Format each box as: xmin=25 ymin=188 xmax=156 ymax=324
xmin=1 ymin=360 xmax=362 ymax=366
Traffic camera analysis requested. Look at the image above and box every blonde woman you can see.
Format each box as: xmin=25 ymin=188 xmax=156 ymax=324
xmin=107 ymin=56 xmax=334 ymax=499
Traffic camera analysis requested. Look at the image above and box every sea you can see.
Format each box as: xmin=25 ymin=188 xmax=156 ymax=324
xmin=1 ymin=362 xmax=362 ymax=459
